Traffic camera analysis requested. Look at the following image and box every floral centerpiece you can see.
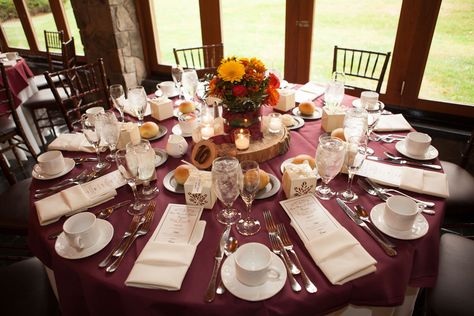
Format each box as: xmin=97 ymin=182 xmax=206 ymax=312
xmin=207 ymin=57 xmax=280 ymax=140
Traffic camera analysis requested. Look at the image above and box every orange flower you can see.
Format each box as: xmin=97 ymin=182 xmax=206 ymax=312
xmin=268 ymin=72 xmax=280 ymax=89
xmin=265 ymin=87 xmax=279 ymax=106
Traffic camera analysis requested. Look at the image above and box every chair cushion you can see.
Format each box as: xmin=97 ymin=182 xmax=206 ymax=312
xmin=428 ymin=233 xmax=474 ymax=316
xmin=0 ymin=257 xmax=59 ymax=316
xmin=22 ymin=89 xmax=57 ymax=109
xmin=33 ymin=74 xmax=65 ymax=90
xmin=441 ymin=161 xmax=474 ymax=221
xmin=0 ymin=178 xmax=31 ymax=234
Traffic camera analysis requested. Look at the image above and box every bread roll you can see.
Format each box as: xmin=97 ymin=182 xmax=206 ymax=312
xmin=298 ymin=101 xmax=315 ymax=116
xmin=292 ymin=154 xmax=316 ymax=169
xmin=174 ymin=164 xmax=195 ymax=185
xmin=281 ymin=114 xmax=296 ymax=127
xmin=331 ymin=128 xmax=345 ymax=141
xmin=179 ymin=101 xmax=196 ymax=114
xmin=139 ymin=121 xmax=159 ymax=139
xmin=258 ymin=169 xmax=270 ymax=190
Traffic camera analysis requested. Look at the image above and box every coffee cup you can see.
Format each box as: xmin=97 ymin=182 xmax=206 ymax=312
xmin=360 ymin=91 xmax=379 ymax=110
xmin=383 ymin=196 xmax=419 ymax=231
xmin=6 ymin=52 xmax=18 ymax=61
xmin=157 ymin=81 xmax=176 ymax=97
xmin=34 ymin=150 xmax=65 ymax=175
xmin=63 ymin=212 xmax=100 ymax=250
xmin=234 ymin=242 xmax=280 ymax=287
xmin=166 ymin=134 xmax=188 ymax=158
xmin=405 ymin=132 xmax=431 ymax=156
xmin=178 ymin=113 xmax=198 ymax=135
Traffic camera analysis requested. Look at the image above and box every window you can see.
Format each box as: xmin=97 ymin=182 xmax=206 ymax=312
xmin=64 ymin=0 xmax=83 ymax=55
xmin=25 ymin=0 xmax=56 ymax=51
xmin=0 ymin=0 xmax=29 ymax=49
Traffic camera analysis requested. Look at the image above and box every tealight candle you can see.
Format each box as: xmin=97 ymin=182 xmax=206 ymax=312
xmin=234 ymin=129 xmax=250 ymax=150
xmin=268 ymin=113 xmax=282 ymax=134
xmin=201 ymin=124 xmax=214 ymax=140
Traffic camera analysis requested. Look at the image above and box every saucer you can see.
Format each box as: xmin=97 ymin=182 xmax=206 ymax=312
xmin=369 ymin=203 xmax=429 ymax=240
xmin=55 ymin=219 xmax=114 ymax=259
xmin=292 ymin=107 xmax=322 ymax=120
xmin=255 ymin=174 xmax=281 ymax=200
xmin=32 ymin=158 xmax=75 ymax=180
xmin=352 ymin=99 xmax=385 ymax=109
xmin=146 ymin=125 xmax=168 ymax=141
xmin=286 ymin=116 xmax=305 ymax=130
xmin=154 ymin=89 xmax=178 ymax=98
xmin=154 ymin=148 xmax=168 ymax=168
xmin=173 ymin=108 xmax=201 ymax=118
xmin=163 ymin=170 xmax=184 ymax=194
xmin=395 ymin=141 xmax=439 ymax=161
xmin=280 ymin=80 xmax=289 ymax=89
xmin=172 ymin=124 xmax=193 ymax=138
xmin=221 ymin=252 xmax=286 ymax=301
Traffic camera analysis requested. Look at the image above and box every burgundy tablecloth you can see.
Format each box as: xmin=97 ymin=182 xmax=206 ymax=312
xmin=0 ymin=58 xmax=34 ymax=112
xmin=28 ymin=94 xmax=445 ymax=316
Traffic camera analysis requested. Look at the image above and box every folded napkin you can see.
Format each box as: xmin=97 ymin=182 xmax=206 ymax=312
xmin=125 ymin=221 xmax=206 ymax=290
xmin=48 ymin=133 xmax=96 ymax=153
xmin=123 ymin=99 xmax=152 ymax=117
xmin=374 ymin=114 xmax=412 ymax=132
xmin=295 ymin=82 xmax=326 ymax=103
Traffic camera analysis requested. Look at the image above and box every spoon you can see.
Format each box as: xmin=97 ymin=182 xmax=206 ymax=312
xmin=354 ymin=205 xmax=396 ymax=248
xmin=216 ymin=237 xmax=238 ymax=295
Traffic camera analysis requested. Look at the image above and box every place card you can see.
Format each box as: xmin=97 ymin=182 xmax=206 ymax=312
xmin=153 ymin=204 xmax=203 ymax=244
xmin=82 ymin=170 xmax=128 ymax=199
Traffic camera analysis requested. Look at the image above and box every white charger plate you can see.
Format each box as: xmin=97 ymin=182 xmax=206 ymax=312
xmin=55 ymin=219 xmax=113 ymax=259
xmin=163 ymin=170 xmax=184 ymax=194
xmin=32 ymin=158 xmax=75 ymax=180
xmin=255 ymin=174 xmax=281 ymax=200
xmin=395 ymin=141 xmax=439 ymax=161
xmin=370 ymin=203 xmax=429 ymax=240
xmin=291 ymin=107 xmax=322 ymax=120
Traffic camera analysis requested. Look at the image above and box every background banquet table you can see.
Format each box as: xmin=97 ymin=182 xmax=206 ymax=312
xmin=27 ymin=94 xmax=446 ymax=316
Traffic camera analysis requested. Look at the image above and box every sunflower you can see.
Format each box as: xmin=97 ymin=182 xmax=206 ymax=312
xmin=218 ymin=60 xmax=245 ymax=82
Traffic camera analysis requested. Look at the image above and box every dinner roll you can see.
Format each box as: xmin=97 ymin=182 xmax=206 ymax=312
xmin=331 ymin=128 xmax=345 ymax=141
xmin=292 ymin=154 xmax=316 ymax=169
xmin=298 ymin=101 xmax=315 ymax=116
xmin=258 ymin=169 xmax=270 ymax=191
xmin=139 ymin=121 xmax=159 ymax=139
xmin=179 ymin=101 xmax=196 ymax=114
xmin=281 ymin=114 xmax=296 ymax=127
xmin=174 ymin=164 xmax=195 ymax=185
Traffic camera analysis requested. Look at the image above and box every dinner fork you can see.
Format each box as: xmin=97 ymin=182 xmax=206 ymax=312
xmin=277 ymin=224 xmax=317 ymax=293
xmin=34 ymin=169 xmax=98 ymax=199
xmin=106 ymin=201 xmax=156 ymax=273
xmin=268 ymin=233 xmax=301 ymax=292
xmin=34 ymin=169 xmax=89 ymax=194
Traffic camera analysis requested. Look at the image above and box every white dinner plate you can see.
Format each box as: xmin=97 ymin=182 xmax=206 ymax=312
xmin=352 ymin=99 xmax=385 ymax=109
xmin=144 ymin=125 xmax=168 ymax=141
xmin=163 ymin=170 xmax=184 ymax=194
xmin=370 ymin=203 xmax=429 ymax=240
xmin=172 ymin=124 xmax=193 ymax=138
xmin=395 ymin=141 xmax=439 ymax=161
xmin=285 ymin=116 xmax=305 ymax=130
xmin=255 ymin=174 xmax=281 ymax=200
xmin=291 ymin=107 xmax=322 ymax=120
xmin=154 ymin=148 xmax=168 ymax=168
xmin=55 ymin=219 xmax=114 ymax=259
xmin=221 ymin=252 xmax=287 ymax=302
xmin=32 ymin=158 xmax=75 ymax=180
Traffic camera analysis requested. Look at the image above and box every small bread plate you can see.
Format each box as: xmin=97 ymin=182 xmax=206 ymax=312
xmin=221 ymin=252 xmax=286 ymax=301
xmin=163 ymin=170 xmax=184 ymax=194
xmin=32 ymin=158 xmax=75 ymax=180
xmin=285 ymin=116 xmax=305 ymax=130
xmin=172 ymin=124 xmax=193 ymax=138
xmin=255 ymin=174 xmax=281 ymax=200
xmin=370 ymin=203 xmax=429 ymax=240
xmin=154 ymin=148 xmax=168 ymax=168
xmin=352 ymin=99 xmax=385 ymax=109
xmin=279 ymin=157 xmax=316 ymax=174
xmin=145 ymin=125 xmax=168 ymax=141
xmin=55 ymin=219 xmax=114 ymax=259
xmin=292 ymin=107 xmax=322 ymax=120
xmin=395 ymin=141 xmax=439 ymax=161
xmin=173 ymin=108 xmax=200 ymax=118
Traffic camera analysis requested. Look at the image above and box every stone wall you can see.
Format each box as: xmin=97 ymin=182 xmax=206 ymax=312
xmin=70 ymin=0 xmax=147 ymax=88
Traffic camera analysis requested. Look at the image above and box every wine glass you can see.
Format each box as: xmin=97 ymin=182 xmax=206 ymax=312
xmin=171 ymin=65 xmax=184 ymax=105
xmin=128 ymin=86 xmax=148 ymax=126
xmin=236 ymin=160 xmax=260 ymax=236
xmin=325 ymin=71 xmax=345 ymax=107
xmin=101 ymin=112 xmax=120 ymax=162
xmin=81 ymin=113 xmax=110 ymax=171
xmin=127 ymin=140 xmax=158 ymax=200
xmin=116 ymin=149 xmax=146 ymax=215
xmin=110 ymin=84 xmax=126 ymax=122
xmin=182 ymin=69 xmax=199 ymax=103
xmin=338 ymin=135 xmax=368 ymax=202
xmin=315 ymin=135 xmax=345 ymax=200
xmin=343 ymin=107 xmax=368 ymax=141
xmin=364 ymin=99 xmax=384 ymax=155
xmin=212 ymin=156 xmax=242 ymax=225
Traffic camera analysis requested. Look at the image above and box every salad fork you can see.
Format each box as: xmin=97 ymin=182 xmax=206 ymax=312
xmin=268 ymin=233 xmax=301 ymax=292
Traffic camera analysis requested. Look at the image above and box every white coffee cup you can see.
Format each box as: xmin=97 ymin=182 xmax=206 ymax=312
xmin=63 ymin=212 xmax=100 ymax=250
xmin=383 ymin=196 xmax=419 ymax=231
xmin=178 ymin=113 xmax=198 ymax=135
xmin=157 ymin=81 xmax=176 ymax=97
xmin=234 ymin=242 xmax=280 ymax=287
xmin=405 ymin=132 xmax=431 ymax=156
xmin=166 ymin=134 xmax=188 ymax=158
xmin=6 ymin=52 xmax=18 ymax=61
xmin=360 ymin=91 xmax=379 ymax=110
xmin=35 ymin=150 xmax=65 ymax=175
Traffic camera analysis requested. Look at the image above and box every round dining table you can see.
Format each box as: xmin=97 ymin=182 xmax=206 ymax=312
xmin=28 ymin=93 xmax=446 ymax=316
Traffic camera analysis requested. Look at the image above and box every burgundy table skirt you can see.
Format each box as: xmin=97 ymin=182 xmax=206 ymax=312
xmin=0 ymin=58 xmax=34 ymax=112
xmin=28 ymin=95 xmax=445 ymax=316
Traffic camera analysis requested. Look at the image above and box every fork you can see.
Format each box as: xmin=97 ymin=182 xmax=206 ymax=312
xmin=268 ymin=233 xmax=301 ymax=292
xmin=106 ymin=201 xmax=156 ymax=273
xmin=277 ymin=224 xmax=317 ymax=293
xmin=34 ymin=170 xmax=98 ymax=199
xmin=34 ymin=169 xmax=89 ymax=194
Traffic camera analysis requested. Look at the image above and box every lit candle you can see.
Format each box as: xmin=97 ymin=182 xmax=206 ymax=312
xmin=268 ymin=112 xmax=282 ymax=133
xmin=201 ymin=124 xmax=214 ymax=140
xmin=234 ymin=128 xmax=250 ymax=150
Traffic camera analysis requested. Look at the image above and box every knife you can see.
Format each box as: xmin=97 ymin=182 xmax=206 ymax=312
xmin=204 ymin=225 xmax=231 ymax=303
xmin=366 ymin=156 xmax=441 ymax=170
xmin=336 ymin=198 xmax=397 ymax=257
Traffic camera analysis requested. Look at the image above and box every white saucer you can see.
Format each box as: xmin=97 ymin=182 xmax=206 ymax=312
xmin=352 ymin=99 xmax=385 ymax=109
xmin=154 ymin=89 xmax=178 ymax=98
xmin=369 ymin=203 xmax=429 ymax=240
xmin=154 ymin=148 xmax=168 ymax=168
xmin=145 ymin=125 xmax=168 ymax=141
xmin=221 ymin=252 xmax=287 ymax=301
xmin=255 ymin=174 xmax=281 ymax=200
xmin=292 ymin=107 xmax=322 ymax=120
xmin=280 ymin=80 xmax=289 ymax=89
xmin=55 ymin=219 xmax=114 ymax=259
xmin=395 ymin=141 xmax=439 ymax=161
xmin=173 ymin=108 xmax=201 ymax=118
xmin=172 ymin=124 xmax=193 ymax=138
xmin=286 ymin=116 xmax=305 ymax=130
xmin=32 ymin=158 xmax=75 ymax=180
xmin=163 ymin=170 xmax=184 ymax=194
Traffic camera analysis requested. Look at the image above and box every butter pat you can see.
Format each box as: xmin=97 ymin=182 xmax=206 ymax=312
xmin=150 ymin=97 xmax=174 ymax=121
xmin=275 ymin=89 xmax=296 ymax=112
xmin=282 ymin=163 xmax=317 ymax=198
xmin=184 ymin=171 xmax=216 ymax=209
xmin=116 ymin=122 xmax=141 ymax=150
xmin=321 ymin=106 xmax=346 ymax=132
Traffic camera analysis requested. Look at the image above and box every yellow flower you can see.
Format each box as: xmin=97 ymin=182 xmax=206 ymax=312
xmin=218 ymin=60 xmax=245 ymax=82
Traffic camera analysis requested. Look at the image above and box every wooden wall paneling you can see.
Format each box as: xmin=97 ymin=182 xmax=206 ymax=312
xmin=199 ymin=0 xmax=222 ymax=46
xmin=13 ymin=0 xmax=39 ymax=51
xmin=284 ymin=0 xmax=299 ymax=82
xmin=136 ymin=0 xmax=159 ymax=71
xmin=0 ymin=26 xmax=8 ymax=51
xmin=49 ymin=0 xmax=71 ymax=41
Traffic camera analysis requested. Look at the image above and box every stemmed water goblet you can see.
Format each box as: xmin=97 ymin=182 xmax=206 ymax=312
xmin=128 ymin=86 xmax=148 ymax=126
xmin=110 ymin=84 xmax=126 ymax=122
xmin=212 ymin=156 xmax=242 ymax=225
xmin=126 ymin=139 xmax=158 ymax=200
xmin=338 ymin=135 xmax=368 ymax=202
xmin=171 ymin=64 xmax=184 ymax=105
xmin=325 ymin=71 xmax=345 ymax=107
xmin=81 ymin=113 xmax=110 ymax=171
xmin=364 ymin=99 xmax=384 ymax=155
xmin=343 ymin=107 xmax=368 ymax=141
xmin=315 ymin=135 xmax=345 ymax=200
xmin=236 ymin=160 xmax=260 ymax=236
xmin=116 ymin=149 xmax=146 ymax=215
xmin=101 ymin=112 xmax=120 ymax=162
xmin=182 ymin=69 xmax=199 ymax=103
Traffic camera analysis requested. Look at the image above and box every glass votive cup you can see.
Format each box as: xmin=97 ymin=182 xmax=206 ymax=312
xmin=201 ymin=123 xmax=214 ymax=140
xmin=234 ymin=128 xmax=250 ymax=150
xmin=268 ymin=112 xmax=282 ymax=134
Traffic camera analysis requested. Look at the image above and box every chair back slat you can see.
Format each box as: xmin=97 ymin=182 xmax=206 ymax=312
xmin=61 ymin=38 xmax=77 ymax=69
xmin=173 ymin=44 xmax=224 ymax=78
xmin=44 ymin=30 xmax=64 ymax=71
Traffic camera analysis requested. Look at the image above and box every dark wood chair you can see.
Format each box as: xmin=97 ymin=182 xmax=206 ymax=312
xmin=0 ymin=63 xmax=37 ymax=185
xmin=332 ymin=46 xmax=391 ymax=93
xmin=173 ymin=43 xmax=223 ymax=78
xmin=45 ymin=58 xmax=111 ymax=131
xmin=45 ymin=30 xmax=64 ymax=72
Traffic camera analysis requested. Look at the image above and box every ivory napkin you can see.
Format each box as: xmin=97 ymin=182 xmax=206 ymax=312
xmin=280 ymin=195 xmax=377 ymax=285
xmin=123 ymin=99 xmax=152 ymax=117
xmin=295 ymin=82 xmax=326 ymax=103
xmin=48 ymin=133 xmax=96 ymax=153
xmin=374 ymin=114 xmax=412 ymax=132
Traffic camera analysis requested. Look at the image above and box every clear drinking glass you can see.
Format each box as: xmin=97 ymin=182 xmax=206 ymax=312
xmin=236 ymin=160 xmax=261 ymax=236
xmin=128 ymin=86 xmax=148 ymax=126
xmin=325 ymin=71 xmax=345 ymax=107
xmin=101 ymin=112 xmax=120 ymax=162
xmin=212 ymin=156 xmax=242 ymax=225
xmin=182 ymin=69 xmax=199 ymax=102
xmin=315 ymin=135 xmax=345 ymax=200
xmin=338 ymin=135 xmax=368 ymax=202
xmin=343 ymin=107 xmax=368 ymax=141
xmin=127 ymin=140 xmax=158 ymax=200
xmin=81 ymin=113 xmax=110 ymax=171
xmin=116 ymin=149 xmax=145 ymax=215
xmin=110 ymin=84 xmax=126 ymax=122
xmin=364 ymin=100 xmax=385 ymax=155
xmin=171 ymin=65 xmax=184 ymax=105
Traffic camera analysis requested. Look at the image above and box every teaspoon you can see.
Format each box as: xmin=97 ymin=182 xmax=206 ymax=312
xmin=216 ymin=237 xmax=238 ymax=295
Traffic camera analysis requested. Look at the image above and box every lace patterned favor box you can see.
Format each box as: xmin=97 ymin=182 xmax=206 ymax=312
xmin=184 ymin=171 xmax=216 ymax=209
xmin=275 ymin=89 xmax=296 ymax=112
xmin=282 ymin=163 xmax=317 ymax=198
xmin=150 ymin=97 xmax=174 ymax=121
xmin=321 ymin=106 xmax=346 ymax=132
